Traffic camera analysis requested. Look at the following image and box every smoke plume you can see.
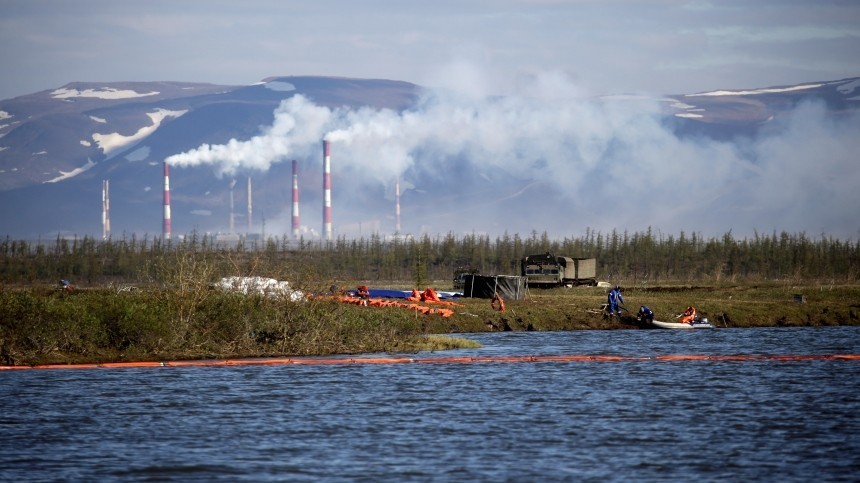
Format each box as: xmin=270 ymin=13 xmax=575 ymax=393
xmin=165 ymin=73 xmax=860 ymax=240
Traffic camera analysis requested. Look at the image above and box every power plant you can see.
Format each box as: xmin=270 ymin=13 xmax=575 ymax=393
xmin=156 ymin=138 xmax=409 ymax=241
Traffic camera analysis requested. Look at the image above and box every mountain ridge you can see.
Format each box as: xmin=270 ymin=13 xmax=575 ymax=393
xmin=1 ymin=75 xmax=858 ymax=240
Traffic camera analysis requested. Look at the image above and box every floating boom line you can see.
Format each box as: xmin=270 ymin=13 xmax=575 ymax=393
xmin=2 ymin=353 xmax=858 ymax=370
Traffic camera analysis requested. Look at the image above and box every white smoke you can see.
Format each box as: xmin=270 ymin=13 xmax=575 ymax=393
xmin=165 ymin=95 xmax=333 ymax=175
xmin=164 ymin=73 xmax=860 ymax=240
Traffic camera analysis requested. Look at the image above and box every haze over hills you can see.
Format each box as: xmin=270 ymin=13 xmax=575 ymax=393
xmin=0 ymin=75 xmax=858 ymax=241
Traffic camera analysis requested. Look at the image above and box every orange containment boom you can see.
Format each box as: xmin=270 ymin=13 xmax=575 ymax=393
xmin=323 ymin=294 xmax=459 ymax=317
xmin=2 ymin=353 xmax=859 ymax=370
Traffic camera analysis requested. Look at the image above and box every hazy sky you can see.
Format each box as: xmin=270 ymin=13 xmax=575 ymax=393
xmin=1 ymin=0 xmax=859 ymax=100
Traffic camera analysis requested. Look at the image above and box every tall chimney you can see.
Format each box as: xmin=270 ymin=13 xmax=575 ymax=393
xmin=292 ymin=159 xmax=300 ymax=238
xmin=322 ymin=140 xmax=332 ymax=241
xmin=395 ymin=178 xmax=401 ymax=234
xmin=163 ymin=161 xmax=171 ymax=240
xmin=247 ymin=176 xmax=252 ymax=233
xmin=102 ymin=179 xmax=110 ymax=240
xmin=229 ymin=178 xmax=236 ymax=233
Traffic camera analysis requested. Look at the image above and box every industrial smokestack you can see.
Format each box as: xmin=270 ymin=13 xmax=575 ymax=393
xmin=229 ymin=178 xmax=236 ymax=233
xmin=292 ymin=159 xmax=300 ymax=238
xmin=395 ymin=178 xmax=401 ymax=234
xmin=247 ymin=176 xmax=252 ymax=233
xmin=163 ymin=161 xmax=171 ymax=240
xmin=322 ymin=140 xmax=332 ymax=241
xmin=102 ymin=179 xmax=110 ymax=240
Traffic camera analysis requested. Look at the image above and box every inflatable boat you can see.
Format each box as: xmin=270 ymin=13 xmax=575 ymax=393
xmin=650 ymin=318 xmax=715 ymax=329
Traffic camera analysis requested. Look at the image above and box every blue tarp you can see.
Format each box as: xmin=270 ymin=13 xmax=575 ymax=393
xmin=347 ymin=288 xmax=461 ymax=300
xmin=369 ymin=289 xmax=412 ymax=299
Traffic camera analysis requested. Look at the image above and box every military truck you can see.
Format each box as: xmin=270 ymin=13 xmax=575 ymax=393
xmin=520 ymin=252 xmax=597 ymax=287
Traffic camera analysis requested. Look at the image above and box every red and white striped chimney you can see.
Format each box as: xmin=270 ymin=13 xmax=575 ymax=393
xmin=229 ymin=178 xmax=236 ymax=233
xmin=247 ymin=176 xmax=252 ymax=233
xmin=395 ymin=178 xmax=401 ymax=234
xmin=102 ymin=179 xmax=110 ymax=240
xmin=163 ymin=161 xmax=171 ymax=240
xmin=292 ymin=159 xmax=300 ymax=238
xmin=322 ymin=140 xmax=332 ymax=241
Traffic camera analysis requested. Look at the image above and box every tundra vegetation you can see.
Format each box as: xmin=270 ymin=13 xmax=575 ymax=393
xmin=1 ymin=229 xmax=858 ymax=366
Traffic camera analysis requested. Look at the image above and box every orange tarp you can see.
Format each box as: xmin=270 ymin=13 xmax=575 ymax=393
xmin=422 ymin=288 xmax=441 ymax=302
xmin=326 ymin=293 xmax=459 ymax=317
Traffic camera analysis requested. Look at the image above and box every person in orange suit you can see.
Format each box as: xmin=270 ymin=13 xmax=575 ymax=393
xmin=679 ymin=306 xmax=697 ymax=324
xmin=491 ymin=292 xmax=506 ymax=312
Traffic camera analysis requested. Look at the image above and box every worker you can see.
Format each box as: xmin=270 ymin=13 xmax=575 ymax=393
xmin=607 ymin=285 xmax=624 ymax=317
xmin=679 ymin=306 xmax=697 ymax=324
xmin=491 ymin=292 xmax=506 ymax=312
xmin=637 ymin=306 xmax=654 ymax=325
xmin=357 ymin=285 xmax=370 ymax=306
xmin=59 ymin=279 xmax=75 ymax=292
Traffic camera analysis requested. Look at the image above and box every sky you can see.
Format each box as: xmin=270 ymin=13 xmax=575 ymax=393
xmin=1 ymin=0 xmax=860 ymax=100
xmin=1 ymin=0 xmax=859 ymax=241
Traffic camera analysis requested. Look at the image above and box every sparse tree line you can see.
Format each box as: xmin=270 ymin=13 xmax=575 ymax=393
xmin=1 ymin=228 xmax=858 ymax=288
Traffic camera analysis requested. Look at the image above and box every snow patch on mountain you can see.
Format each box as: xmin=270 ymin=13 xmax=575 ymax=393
xmin=265 ymin=81 xmax=296 ymax=92
xmin=669 ymin=100 xmax=697 ymax=109
xmin=52 ymin=87 xmax=159 ymax=100
xmin=836 ymin=79 xmax=860 ymax=95
xmin=92 ymin=108 xmax=187 ymax=157
xmin=45 ymin=158 xmax=96 ymax=183
xmin=124 ymin=145 xmax=150 ymax=162
xmin=688 ymin=84 xmax=824 ymax=97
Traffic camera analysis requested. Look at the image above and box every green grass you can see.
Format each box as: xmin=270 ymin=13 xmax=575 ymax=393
xmin=2 ymin=280 xmax=858 ymax=366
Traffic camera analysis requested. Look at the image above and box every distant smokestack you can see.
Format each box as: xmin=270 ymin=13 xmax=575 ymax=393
xmin=247 ymin=176 xmax=252 ymax=233
xmin=395 ymin=178 xmax=401 ymax=234
xmin=229 ymin=178 xmax=236 ymax=233
xmin=292 ymin=159 xmax=300 ymax=238
xmin=163 ymin=161 xmax=171 ymax=240
xmin=322 ymin=140 xmax=332 ymax=241
xmin=102 ymin=179 xmax=110 ymax=240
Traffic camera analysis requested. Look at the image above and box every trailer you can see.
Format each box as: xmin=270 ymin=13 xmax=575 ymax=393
xmin=520 ymin=252 xmax=597 ymax=287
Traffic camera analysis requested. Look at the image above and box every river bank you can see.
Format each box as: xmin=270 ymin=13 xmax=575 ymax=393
xmin=2 ymin=281 xmax=858 ymax=366
xmin=462 ymin=281 xmax=860 ymax=332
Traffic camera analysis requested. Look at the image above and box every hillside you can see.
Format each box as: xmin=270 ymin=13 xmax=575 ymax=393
xmin=0 ymin=76 xmax=858 ymax=240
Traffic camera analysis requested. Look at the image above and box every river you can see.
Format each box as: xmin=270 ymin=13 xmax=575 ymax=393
xmin=2 ymin=327 xmax=859 ymax=482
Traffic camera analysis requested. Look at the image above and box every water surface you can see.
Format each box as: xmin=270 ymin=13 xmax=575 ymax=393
xmin=2 ymin=327 xmax=859 ymax=482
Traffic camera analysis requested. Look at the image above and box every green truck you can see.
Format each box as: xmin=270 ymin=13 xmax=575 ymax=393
xmin=520 ymin=252 xmax=597 ymax=287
